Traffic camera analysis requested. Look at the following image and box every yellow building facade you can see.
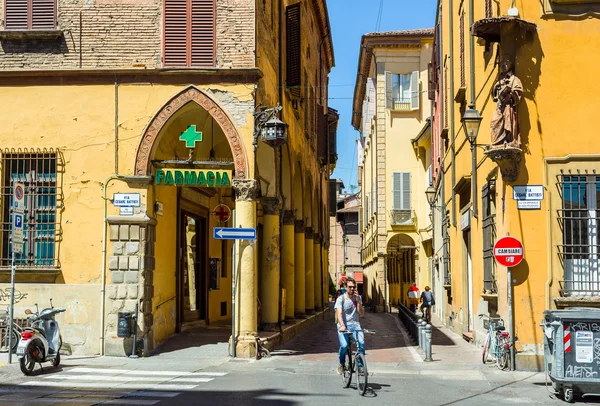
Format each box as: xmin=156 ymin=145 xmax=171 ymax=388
xmin=352 ymin=30 xmax=434 ymax=311
xmin=431 ymin=0 xmax=600 ymax=370
xmin=0 ymin=0 xmax=335 ymax=358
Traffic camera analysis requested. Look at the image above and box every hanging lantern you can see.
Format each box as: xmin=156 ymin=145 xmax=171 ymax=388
xmin=261 ymin=116 xmax=288 ymax=147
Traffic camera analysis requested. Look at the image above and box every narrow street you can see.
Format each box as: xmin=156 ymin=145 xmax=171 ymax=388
xmin=0 ymin=312 xmax=569 ymax=405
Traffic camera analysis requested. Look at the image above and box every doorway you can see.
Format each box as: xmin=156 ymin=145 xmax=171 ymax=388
xmin=178 ymin=211 xmax=208 ymax=329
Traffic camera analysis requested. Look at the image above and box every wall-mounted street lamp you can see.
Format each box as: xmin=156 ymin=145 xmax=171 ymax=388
xmin=253 ymin=104 xmax=287 ymax=150
xmin=463 ymin=104 xmax=483 ymax=145
xmin=462 ymin=103 xmax=483 ymax=219
xmin=425 ymin=185 xmax=436 ymax=207
xmin=261 ymin=116 xmax=288 ymax=148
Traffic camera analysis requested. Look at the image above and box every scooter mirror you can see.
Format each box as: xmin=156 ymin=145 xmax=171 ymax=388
xmin=24 ymin=309 xmax=32 ymax=315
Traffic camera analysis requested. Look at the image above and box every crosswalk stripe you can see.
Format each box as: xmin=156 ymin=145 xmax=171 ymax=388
xmin=0 ymin=398 xmax=160 ymax=405
xmin=20 ymin=381 xmax=198 ymax=390
xmin=102 ymin=400 xmax=160 ymax=405
xmin=43 ymin=374 xmax=215 ymax=383
xmin=126 ymin=391 xmax=181 ymax=398
xmin=68 ymin=367 xmax=226 ymax=376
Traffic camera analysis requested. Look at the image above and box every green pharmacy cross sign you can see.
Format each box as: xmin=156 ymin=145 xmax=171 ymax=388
xmin=180 ymin=125 xmax=203 ymax=148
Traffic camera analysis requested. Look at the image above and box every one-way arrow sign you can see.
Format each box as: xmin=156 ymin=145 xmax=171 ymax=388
xmin=213 ymin=227 xmax=256 ymax=240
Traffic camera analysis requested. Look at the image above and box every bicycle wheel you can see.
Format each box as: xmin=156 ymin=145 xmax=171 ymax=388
xmin=482 ymin=332 xmax=491 ymax=364
xmin=496 ymin=335 xmax=510 ymax=370
xmin=355 ymin=353 xmax=368 ymax=396
xmin=10 ymin=328 xmax=19 ymax=353
xmin=342 ymin=349 xmax=353 ymax=388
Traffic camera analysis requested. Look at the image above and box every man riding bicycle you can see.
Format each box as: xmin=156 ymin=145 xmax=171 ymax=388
xmin=335 ymin=277 xmax=365 ymax=375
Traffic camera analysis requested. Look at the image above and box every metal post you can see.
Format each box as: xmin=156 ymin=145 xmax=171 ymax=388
xmin=129 ymin=302 xmax=139 ymax=359
xmin=8 ymin=251 xmax=16 ymax=364
xmin=231 ymin=210 xmax=237 ymax=358
xmin=421 ymin=320 xmax=427 ymax=351
xmin=417 ymin=319 xmax=424 ymax=350
xmin=508 ymin=266 xmax=515 ymax=371
xmin=424 ymin=324 xmax=433 ymax=361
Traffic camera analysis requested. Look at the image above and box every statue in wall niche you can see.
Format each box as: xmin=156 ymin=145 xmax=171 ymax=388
xmin=490 ymin=59 xmax=523 ymax=148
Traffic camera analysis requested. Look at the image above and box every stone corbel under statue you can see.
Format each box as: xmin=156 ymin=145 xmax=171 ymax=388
xmin=483 ymin=146 xmax=522 ymax=182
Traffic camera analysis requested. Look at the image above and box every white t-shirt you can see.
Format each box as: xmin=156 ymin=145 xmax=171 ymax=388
xmin=335 ymin=294 xmax=362 ymax=327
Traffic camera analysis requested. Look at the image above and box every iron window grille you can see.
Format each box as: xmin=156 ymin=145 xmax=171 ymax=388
xmin=0 ymin=149 xmax=62 ymax=269
xmin=482 ymin=181 xmax=497 ymax=293
xmin=557 ymin=171 xmax=600 ymax=296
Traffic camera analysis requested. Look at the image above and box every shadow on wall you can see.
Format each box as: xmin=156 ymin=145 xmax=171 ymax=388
xmin=0 ymin=36 xmax=69 ymax=54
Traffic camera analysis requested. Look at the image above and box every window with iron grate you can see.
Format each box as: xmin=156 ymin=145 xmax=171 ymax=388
xmin=0 ymin=150 xmax=61 ymax=269
xmin=164 ymin=0 xmax=216 ymax=68
xmin=557 ymin=173 xmax=600 ymax=296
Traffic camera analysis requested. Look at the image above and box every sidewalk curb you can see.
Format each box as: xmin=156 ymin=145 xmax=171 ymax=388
xmin=387 ymin=313 xmax=423 ymax=363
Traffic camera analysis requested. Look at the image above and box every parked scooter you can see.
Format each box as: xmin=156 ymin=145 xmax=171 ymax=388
xmin=17 ymin=300 xmax=65 ymax=375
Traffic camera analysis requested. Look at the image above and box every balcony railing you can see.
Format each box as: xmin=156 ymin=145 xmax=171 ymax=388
xmin=559 ymin=280 xmax=600 ymax=297
xmin=392 ymin=98 xmax=411 ymax=111
xmin=389 ymin=209 xmax=415 ymax=226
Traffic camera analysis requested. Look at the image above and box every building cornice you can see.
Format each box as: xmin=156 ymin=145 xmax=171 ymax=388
xmin=351 ymin=30 xmax=434 ymax=130
xmin=0 ymin=67 xmax=262 ymax=85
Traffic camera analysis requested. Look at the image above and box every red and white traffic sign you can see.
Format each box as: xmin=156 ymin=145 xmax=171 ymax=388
xmin=493 ymin=236 xmax=524 ymax=267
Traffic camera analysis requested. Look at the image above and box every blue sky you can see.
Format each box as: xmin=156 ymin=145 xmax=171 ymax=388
xmin=328 ymin=0 xmax=437 ymax=192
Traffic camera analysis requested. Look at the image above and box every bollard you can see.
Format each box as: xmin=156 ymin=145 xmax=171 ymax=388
xmin=420 ymin=321 xmax=427 ymax=352
xmin=417 ymin=318 xmax=424 ymax=349
xmin=424 ymin=324 xmax=432 ymax=361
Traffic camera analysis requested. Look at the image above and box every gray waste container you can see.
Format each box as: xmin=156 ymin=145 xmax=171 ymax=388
xmin=541 ymin=308 xmax=600 ymax=403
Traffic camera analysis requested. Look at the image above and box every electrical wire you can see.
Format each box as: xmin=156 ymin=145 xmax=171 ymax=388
xmin=375 ymin=0 xmax=384 ymax=32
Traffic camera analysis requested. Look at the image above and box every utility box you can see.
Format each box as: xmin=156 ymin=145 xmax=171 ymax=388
xmin=541 ymin=308 xmax=600 ymax=403
xmin=117 ymin=312 xmax=132 ymax=338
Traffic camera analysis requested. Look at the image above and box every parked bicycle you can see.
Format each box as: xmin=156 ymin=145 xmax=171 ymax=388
xmin=341 ymin=329 xmax=376 ymax=396
xmin=479 ymin=314 xmax=510 ymax=370
xmin=0 ymin=306 xmax=25 ymax=353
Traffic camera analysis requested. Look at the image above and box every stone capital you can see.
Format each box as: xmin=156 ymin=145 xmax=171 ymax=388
xmin=233 ymin=179 xmax=260 ymax=201
xmin=313 ymin=233 xmax=322 ymax=244
xmin=283 ymin=210 xmax=295 ymax=225
xmin=294 ymin=219 xmax=305 ymax=233
xmin=261 ymin=197 xmax=281 ymax=215
xmin=323 ymin=240 xmax=330 ymax=250
xmin=305 ymin=227 xmax=313 ymax=239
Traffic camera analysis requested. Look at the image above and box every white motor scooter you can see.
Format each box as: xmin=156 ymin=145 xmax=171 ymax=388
xmin=17 ymin=300 xmax=65 ymax=375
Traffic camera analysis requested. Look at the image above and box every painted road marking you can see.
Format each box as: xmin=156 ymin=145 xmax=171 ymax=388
xmin=21 ymin=381 xmax=198 ymax=390
xmin=68 ymin=367 xmax=227 ymax=376
xmin=388 ymin=313 xmax=423 ymax=362
xmin=43 ymin=374 xmax=214 ymax=383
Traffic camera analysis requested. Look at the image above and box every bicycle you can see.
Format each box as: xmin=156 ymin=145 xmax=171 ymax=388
xmin=340 ymin=329 xmax=376 ymax=396
xmin=479 ymin=314 xmax=510 ymax=370
xmin=0 ymin=307 xmax=25 ymax=353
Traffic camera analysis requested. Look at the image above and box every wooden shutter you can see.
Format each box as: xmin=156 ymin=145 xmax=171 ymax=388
xmin=393 ymin=172 xmax=411 ymax=210
xmin=428 ymin=62 xmax=435 ymax=101
xmin=5 ymin=0 xmax=29 ymax=30
xmin=361 ymin=100 xmax=369 ymax=135
xmin=191 ymin=0 xmax=215 ymax=67
xmin=317 ymin=105 xmax=327 ymax=164
xmin=32 ymin=0 xmax=56 ymax=30
xmin=402 ymin=172 xmax=411 ymax=210
xmin=410 ymin=71 xmax=420 ymax=111
xmin=328 ymin=119 xmax=337 ymax=164
xmin=385 ymin=71 xmax=393 ymax=110
xmin=286 ymin=4 xmax=301 ymax=97
xmin=164 ymin=0 xmax=189 ymax=67
xmin=329 ymin=179 xmax=337 ymax=217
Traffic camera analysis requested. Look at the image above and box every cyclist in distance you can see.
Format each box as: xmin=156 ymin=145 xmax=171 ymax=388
xmin=335 ymin=277 xmax=365 ymax=374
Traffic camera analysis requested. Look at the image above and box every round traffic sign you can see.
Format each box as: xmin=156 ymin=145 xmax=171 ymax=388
xmin=493 ymin=236 xmax=524 ymax=267
xmin=213 ymin=204 xmax=231 ymax=223
xmin=14 ymin=185 xmax=24 ymax=201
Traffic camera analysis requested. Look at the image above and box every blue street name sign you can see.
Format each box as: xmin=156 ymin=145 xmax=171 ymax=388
xmin=213 ymin=227 xmax=256 ymax=240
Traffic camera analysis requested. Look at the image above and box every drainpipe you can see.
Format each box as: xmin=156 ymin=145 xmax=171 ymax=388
xmin=449 ymin=0 xmax=456 ymax=227
xmin=100 ymin=175 xmax=151 ymax=356
xmin=469 ymin=0 xmax=478 ymax=219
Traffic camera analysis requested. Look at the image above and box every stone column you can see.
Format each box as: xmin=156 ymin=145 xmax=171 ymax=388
xmin=260 ymin=197 xmax=281 ymax=330
xmin=106 ymin=215 xmax=156 ymax=357
xmin=294 ymin=220 xmax=306 ymax=317
xmin=232 ymin=179 xmax=259 ymax=357
xmin=305 ymin=227 xmax=315 ymax=314
xmin=313 ymin=233 xmax=322 ymax=311
xmin=282 ymin=210 xmax=295 ymax=321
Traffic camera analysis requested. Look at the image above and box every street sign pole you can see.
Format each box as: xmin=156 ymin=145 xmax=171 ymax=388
xmin=507 ymin=263 xmax=515 ymax=371
xmin=9 ymin=183 xmax=25 ymax=365
xmin=8 ymin=250 xmax=15 ymax=364
xmin=230 ymin=210 xmax=236 ymax=358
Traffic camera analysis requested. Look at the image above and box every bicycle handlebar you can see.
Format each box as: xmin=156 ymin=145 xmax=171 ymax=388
xmin=341 ymin=329 xmax=376 ymax=334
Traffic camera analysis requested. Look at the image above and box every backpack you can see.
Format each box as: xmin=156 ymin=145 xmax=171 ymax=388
xmin=334 ymin=295 xmax=346 ymax=324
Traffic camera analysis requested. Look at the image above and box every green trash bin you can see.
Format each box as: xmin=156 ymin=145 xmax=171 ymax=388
xmin=542 ymin=308 xmax=600 ymax=403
